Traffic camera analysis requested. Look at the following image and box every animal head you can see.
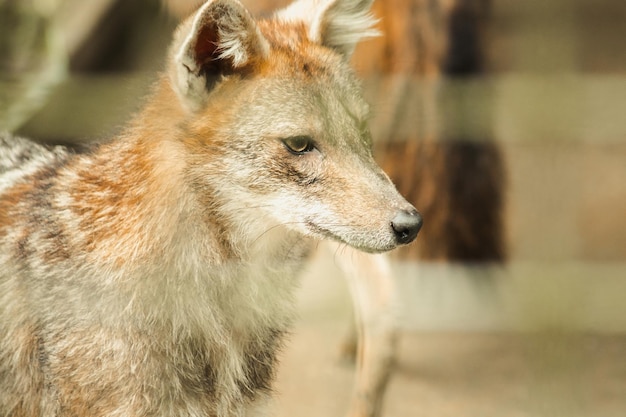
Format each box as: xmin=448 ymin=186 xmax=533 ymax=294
xmin=167 ymin=0 xmax=422 ymax=253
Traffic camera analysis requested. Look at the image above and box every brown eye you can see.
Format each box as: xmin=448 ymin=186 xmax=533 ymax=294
xmin=283 ymin=136 xmax=315 ymax=155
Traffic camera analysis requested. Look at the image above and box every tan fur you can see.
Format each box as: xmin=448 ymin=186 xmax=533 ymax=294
xmin=0 ymin=0 xmax=421 ymax=416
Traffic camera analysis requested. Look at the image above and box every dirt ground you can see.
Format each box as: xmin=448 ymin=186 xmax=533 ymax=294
xmin=273 ymin=257 xmax=626 ymax=417
xmin=276 ymin=324 xmax=626 ymax=417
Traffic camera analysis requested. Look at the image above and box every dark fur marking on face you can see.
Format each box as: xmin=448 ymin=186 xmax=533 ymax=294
xmin=285 ymin=164 xmax=319 ymax=186
xmin=275 ymin=152 xmax=323 ymax=188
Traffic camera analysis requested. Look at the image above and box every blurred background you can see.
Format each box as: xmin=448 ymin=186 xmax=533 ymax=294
xmin=1 ymin=0 xmax=625 ymax=415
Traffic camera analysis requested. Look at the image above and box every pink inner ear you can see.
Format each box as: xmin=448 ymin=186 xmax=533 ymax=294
xmin=194 ymin=20 xmax=220 ymax=67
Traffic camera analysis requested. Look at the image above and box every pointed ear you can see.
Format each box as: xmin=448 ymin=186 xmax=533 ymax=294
xmin=277 ymin=0 xmax=379 ymax=58
xmin=169 ymin=0 xmax=269 ymax=112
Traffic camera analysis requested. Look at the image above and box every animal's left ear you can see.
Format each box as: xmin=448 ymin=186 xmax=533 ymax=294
xmin=169 ymin=0 xmax=269 ymax=112
xmin=277 ymin=0 xmax=379 ymax=58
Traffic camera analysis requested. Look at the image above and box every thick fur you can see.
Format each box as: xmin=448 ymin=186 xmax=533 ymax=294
xmin=0 ymin=0 xmax=420 ymax=416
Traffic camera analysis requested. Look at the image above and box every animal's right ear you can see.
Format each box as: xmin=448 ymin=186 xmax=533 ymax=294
xmin=277 ymin=0 xmax=378 ymax=59
xmin=168 ymin=0 xmax=269 ymax=112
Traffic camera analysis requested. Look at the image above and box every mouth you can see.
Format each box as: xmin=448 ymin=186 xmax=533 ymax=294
xmin=304 ymin=221 xmax=398 ymax=253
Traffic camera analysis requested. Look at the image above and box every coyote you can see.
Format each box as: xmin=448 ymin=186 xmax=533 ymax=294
xmin=0 ymin=0 xmax=421 ymax=415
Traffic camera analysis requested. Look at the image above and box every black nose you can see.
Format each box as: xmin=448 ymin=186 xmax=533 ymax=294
xmin=391 ymin=209 xmax=423 ymax=245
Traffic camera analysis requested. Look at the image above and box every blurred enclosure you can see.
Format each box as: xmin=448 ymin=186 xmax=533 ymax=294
xmin=1 ymin=0 xmax=626 ymax=415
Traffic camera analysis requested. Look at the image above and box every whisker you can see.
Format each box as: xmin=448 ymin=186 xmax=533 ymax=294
xmin=249 ymin=220 xmax=306 ymax=247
